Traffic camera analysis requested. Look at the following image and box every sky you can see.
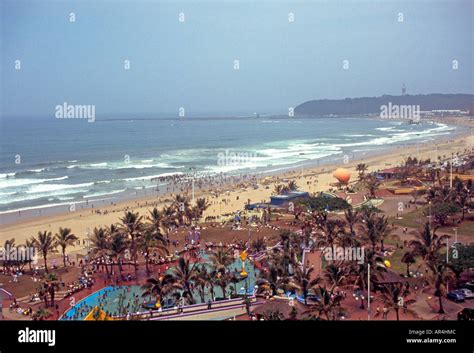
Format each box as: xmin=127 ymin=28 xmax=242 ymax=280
xmin=1 ymin=0 xmax=472 ymax=117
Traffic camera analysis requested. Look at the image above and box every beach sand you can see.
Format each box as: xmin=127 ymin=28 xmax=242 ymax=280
xmin=1 ymin=132 xmax=472 ymax=249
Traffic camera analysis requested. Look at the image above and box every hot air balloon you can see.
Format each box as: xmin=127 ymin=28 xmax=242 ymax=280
xmin=333 ymin=168 xmax=351 ymax=184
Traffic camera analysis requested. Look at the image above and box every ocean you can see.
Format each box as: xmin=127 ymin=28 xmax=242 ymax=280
xmin=0 ymin=115 xmax=457 ymax=219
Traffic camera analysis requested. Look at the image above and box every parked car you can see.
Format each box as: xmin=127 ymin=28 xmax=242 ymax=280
xmin=447 ymin=290 xmax=465 ymax=302
xmin=462 ymin=281 xmax=474 ymax=291
xmin=457 ymin=308 xmax=474 ymax=321
xmin=458 ymin=288 xmax=474 ymax=299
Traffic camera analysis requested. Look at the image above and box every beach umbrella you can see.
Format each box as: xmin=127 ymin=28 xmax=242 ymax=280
xmin=333 ymin=168 xmax=351 ymax=184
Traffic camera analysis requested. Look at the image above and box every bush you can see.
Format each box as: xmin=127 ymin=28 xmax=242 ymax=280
xmin=432 ymin=202 xmax=461 ymax=225
xmin=300 ymin=195 xmax=350 ymax=212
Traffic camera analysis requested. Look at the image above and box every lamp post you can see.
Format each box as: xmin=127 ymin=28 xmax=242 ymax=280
xmin=429 ymin=201 xmax=432 ymax=230
xmin=417 ymin=140 xmax=420 ymax=161
xmin=192 ymin=178 xmax=195 ymax=205
xmin=446 ymin=238 xmax=450 ymax=293
xmin=446 ymin=238 xmax=449 ymax=264
xmin=450 ymin=153 xmax=453 ymax=189
xmin=189 ymin=167 xmax=196 ymax=205
xmin=367 ymin=263 xmax=371 ymax=321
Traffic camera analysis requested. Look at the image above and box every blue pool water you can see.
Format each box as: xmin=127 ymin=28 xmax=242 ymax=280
xmin=61 ymin=254 xmax=259 ymax=320
xmin=61 ymin=286 xmax=145 ymax=320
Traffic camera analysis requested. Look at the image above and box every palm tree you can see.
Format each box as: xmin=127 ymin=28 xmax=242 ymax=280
xmin=401 ymin=252 xmax=416 ymax=277
xmin=194 ymin=265 xmax=211 ymax=303
xmin=350 ymin=250 xmax=385 ymax=309
xmin=324 ymin=263 xmax=348 ymax=290
xmin=375 ymin=215 xmax=395 ymax=252
xmin=120 ymin=211 xmax=144 ymax=274
xmin=195 ymin=198 xmax=210 ymax=219
xmin=361 ymin=212 xmax=379 ymax=252
xmin=25 ymin=238 xmax=35 ymax=272
xmin=141 ymin=274 xmax=182 ymax=308
xmin=456 ymin=190 xmax=470 ymax=221
xmin=161 ymin=205 xmax=178 ymax=231
xmin=344 ymin=208 xmax=360 ymax=238
xmin=365 ymin=175 xmax=380 ymax=199
xmin=426 ymin=185 xmax=456 ymax=205
xmin=356 ymin=163 xmax=368 ymax=179
xmin=287 ymin=180 xmax=299 ymax=191
xmin=273 ymin=184 xmax=284 ymax=195
xmin=109 ymin=231 xmax=128 ymax=278
xmin=271 ymin=230 xmax=301 ymax=276
xmin=55 ymin=227 xmax=78 ymax=268
xmin=147 ymin=207 xmax=164 ymax=234
xmin=409 ymin=222 xmax=449 ymax=262
xmin=229 ymin=272 xmax=241 ymax=297
xmin=208 ymin=247 xmax=236 ymax=300
xmin=139 ymin=228 xmax=167 ymax=275
xmin=171 ymin=257 xmax=198 ymax=304
xmin=315 ymin=219 xmax=345 ymax=251
xmin=307 ymin=286 xmax=344 ymax=320
xmin=256 ymin=266 xmax=291 ymax=297
xmin=173 ymin=194 xmax=191 ymax=226
xmin=427 ymin=261 xmax=455 ymax=314
xmin=31 ymin=231 xmax=57 ymax=273
xmin=289 ymin=267 xmax=319 ymax=305
xmin=213 ymin=270 xmax=231 ymax=299
xmin=209 ymin=247 xmax=233 ymax=273
xmin=378 ymin=283 xmax=414 ymax=320
xmin=89 ymin=227 xmax=111 ymax=278
xmin=409 ymin=222 xmax=453 ymax=314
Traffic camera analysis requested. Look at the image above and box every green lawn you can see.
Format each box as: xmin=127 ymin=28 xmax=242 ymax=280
xmin=382 ymin=237 xmax=428 ymax=276
xmin=390 ymin=207 xmax=473 ymax=237
xmin=390 ymin=207 xmax=427 ymax=229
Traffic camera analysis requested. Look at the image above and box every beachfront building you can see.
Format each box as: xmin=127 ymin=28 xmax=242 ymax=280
xmin=375 ymin=167 xmax=402 ymax=180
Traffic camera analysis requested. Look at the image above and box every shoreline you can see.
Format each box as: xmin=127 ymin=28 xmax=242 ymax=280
xmin=1 ymin=126 xmax=472 ymax=245
xmin=0 ymin=117 xmax=465 ymax=224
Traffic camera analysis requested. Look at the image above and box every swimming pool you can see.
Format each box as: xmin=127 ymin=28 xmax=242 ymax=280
xmin=61 ymin=253 xmax=259 ymax=320
xmin=61 ymin=285 xmax=146 ymax=320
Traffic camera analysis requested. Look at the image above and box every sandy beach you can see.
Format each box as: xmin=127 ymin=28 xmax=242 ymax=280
xmin=1 ymin=129 xmax=472 ymax=248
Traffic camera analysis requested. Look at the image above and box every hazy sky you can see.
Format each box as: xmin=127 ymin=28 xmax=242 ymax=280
xmin=1 ymin=0 xmax=472 ymax=117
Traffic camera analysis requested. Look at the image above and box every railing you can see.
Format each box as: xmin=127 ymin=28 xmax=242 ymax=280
xmin=113 ymin=296 xmax=259 ymax=321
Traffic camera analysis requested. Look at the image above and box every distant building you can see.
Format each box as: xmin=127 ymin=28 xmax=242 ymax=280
xmin=419 ymin=109 xmax=470 ymax=117
xmin=375 ymin=167 xmax=402 ymax=180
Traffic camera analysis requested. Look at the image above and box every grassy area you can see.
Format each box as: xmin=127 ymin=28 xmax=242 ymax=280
xmin=389 ymin=207 xmax=473 ymax=237
xmin=437 ymin=220 xmax=474 ymax=237
xmin=382 ymin=238 xmax=426 ymax=275
xmin=389 ymin=207 xmax=427 ymax=229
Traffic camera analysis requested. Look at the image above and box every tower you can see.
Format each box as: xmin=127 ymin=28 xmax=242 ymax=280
xmin=402 ymin=83 xmax=407 ymax=95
